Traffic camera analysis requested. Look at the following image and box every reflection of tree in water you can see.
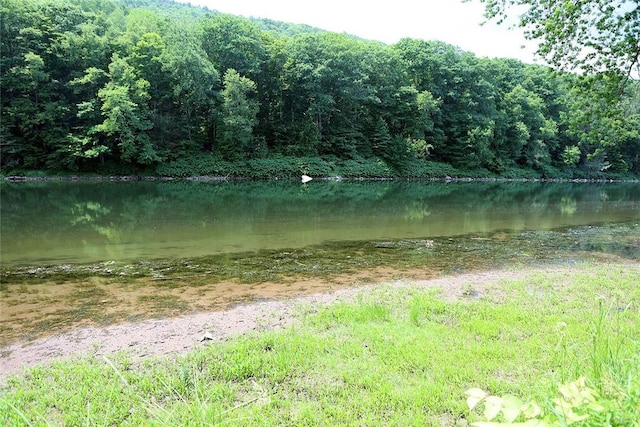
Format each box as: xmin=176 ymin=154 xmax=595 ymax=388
xmin=71 ymin=201 xmax=119 ymax=242
xmin=560 ymin=196 xmax=577 ymax=216
xmin=71 ymin=202 xmax=111 ymax=226
xmin=403 ymin=201 xmax=432 ymax=221
xmin=1 ymin=181 xmax=639 ymax=265
xmin=154 ymin=180 xmax=640 ymax=221
xmin=1 ymin=182 xmax=166 ymax=244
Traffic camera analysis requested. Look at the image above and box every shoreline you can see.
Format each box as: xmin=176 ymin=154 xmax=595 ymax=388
xmin=3 ymin=174 xmax=639 ymax=183
xmin=0 ymin=265 xmax=582 ymax=380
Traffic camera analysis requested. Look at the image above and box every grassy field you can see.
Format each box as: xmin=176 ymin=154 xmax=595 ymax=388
xmin=1 ymin=262 xmax=639 ymax=426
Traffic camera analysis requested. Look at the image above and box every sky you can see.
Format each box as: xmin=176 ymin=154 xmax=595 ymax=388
xmin=178 ymin=0 xmax=541 ymax=64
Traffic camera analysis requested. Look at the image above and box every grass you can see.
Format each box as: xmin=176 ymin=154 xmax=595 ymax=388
xmin=1 ymin=263 xmax=639 ymax=426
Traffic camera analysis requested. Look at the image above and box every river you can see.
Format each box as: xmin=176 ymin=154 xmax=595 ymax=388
xmin=2 ymin=180 xmax=639 ymax=267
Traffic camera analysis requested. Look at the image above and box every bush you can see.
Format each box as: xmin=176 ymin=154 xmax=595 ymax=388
xmin=155 ymin=154 xmax=234 ymax=177
xmin=334 ymin=157 xmax=395 ymax=178
xmin=241 ymin=156 xmax=300 ymax=179
xmin=296 ymin=156 xmax=339 ymax=177
xmin=400 ymin=159 xmax=470 ymax=178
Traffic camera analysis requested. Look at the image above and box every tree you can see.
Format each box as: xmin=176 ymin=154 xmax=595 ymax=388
xmin=218 ymin=69 xmax=259 ymax=159
xmin=91 ymin=54 xmax=159 ymax=165
xmin=0 ymin=0 xmax=99 ymax=169
xmin=67 ymin=66 xmax=110 ymax=166
xmin=277 ymin=33 xmax=378 ymax=157
xmin=200 ymin=14 xmax=267 ymax=80
xmin=474 ymin=0 xmax=640 ymax=176
xmin=395 ymin=39 xmax=499 ymax=169
xmin=1 ymin=52 xmax=58 ymax=167
xmin=561 ymin=78 xmax=640 ymax=173
xmin=161 ymin=26 xmax=220 ymax=152
xmin=502 ymin=84 xmax=555 ymax=169
xmin=474 ymin=0 xmax=639 ymax=81
xmin=1 ymin=0 xmax=637 ymax=177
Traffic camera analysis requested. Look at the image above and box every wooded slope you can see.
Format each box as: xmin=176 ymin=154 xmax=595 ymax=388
xmin=1 ymin=0 xmax=638 ymax=178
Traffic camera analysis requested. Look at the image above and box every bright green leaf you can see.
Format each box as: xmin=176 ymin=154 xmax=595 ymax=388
xmin=484 ymin=396 xmax=503 ymax=421
xmin=467 ymin=388 xmax=488 ymax=410
xmin=501 ymin=395 xmax=525 ymax=422
xmin=521 ymin=401 xmax=542 ymax=419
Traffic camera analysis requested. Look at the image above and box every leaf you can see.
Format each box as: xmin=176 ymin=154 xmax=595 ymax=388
xmin=501 ymin=395 xmax=525 ymax=422
xmin=586 ymin=401 xmax=606 ymax=412
xmin=484 ymin=396 xmax=503 ymax=421
xmin=521 ymin=401 xmax=542 ymax=419
xmin=558 ymin=381 xmax=579 ymax=402
xmin=521 ymin=420 xmax=549 ymax=427
xmin=472 ymin=422 xmax=547 ymax=427
xmin=565 ymin=409 xmax=589 ymax=423
xmin=466 ymin=388 xmax=488 ymax=410
xmin=552 ymin=397 xmax=572 ymax=413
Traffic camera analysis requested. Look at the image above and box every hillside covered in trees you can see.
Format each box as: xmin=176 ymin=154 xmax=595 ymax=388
xmin=1 ymin=0 xmax=639 ymax=178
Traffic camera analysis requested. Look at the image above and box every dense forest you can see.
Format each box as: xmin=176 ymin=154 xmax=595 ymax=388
xmin=1 ymin=0 xmax=639 ymax=178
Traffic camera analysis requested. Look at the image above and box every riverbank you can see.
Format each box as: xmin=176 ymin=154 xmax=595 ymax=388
xmin=0 ymin=265 xmax=586 ymax=378
xmin=1 ymin=262 xmax=639 ymax=425
xmin=3 ymin=155 xmax=639 ymax=182
xmin=4 ymin=174 xmax=639 ymax=183
xmin=0 ymin=267 xmax=526 ymax=377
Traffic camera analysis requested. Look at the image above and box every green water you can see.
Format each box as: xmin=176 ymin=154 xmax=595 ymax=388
xmin=1 ymin=180 xmax=639 ymax=267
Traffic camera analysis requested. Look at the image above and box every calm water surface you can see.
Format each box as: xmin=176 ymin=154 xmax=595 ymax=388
xmin=2 ymin=181 xmax=639 ymax=266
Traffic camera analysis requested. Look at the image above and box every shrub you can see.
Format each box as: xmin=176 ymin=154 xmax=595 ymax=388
xmin=400 ymin=159 xmax=469 ymax=178
xmin=334 ymin=157 xmax=394 ymax=178
xmin=155 ymin=154 xmax=234 ymax=177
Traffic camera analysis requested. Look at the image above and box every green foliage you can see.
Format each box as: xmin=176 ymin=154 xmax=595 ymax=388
xmin=154 ymin=154 xmax=403 ymax=179
xmin=200 ymin=13 xmax=267 ymax=80
xmin=474 ymin=0 xmax=640 ymax=177
xmin=218 ymin=69 xmax=260 ymax=160
xmin=334 ymin=157 xmax=395 ymax=178
xmin=154 ymin=153 xmax=232 ymax=177
xmin=1 ymin=0 xmax=638 ymax=178
xmin=92 ymin=53 xmax=159 ymax=165
xmin=562 ymin=146 xmax=581 ymax=167
xmin=399 ymin=159 xmax=467 ymax=178
xmin=467 ymin=294 xmax=640 ymax=427
xmin=467 ymin=378 xmax=608 ymax=426
xmin=475 ymin=0 xmax=639 ymax=81
xmin=407 ymin=138 xmax=433 ymax=161
xmin=240 ymin=156 xmax=302 ymax=179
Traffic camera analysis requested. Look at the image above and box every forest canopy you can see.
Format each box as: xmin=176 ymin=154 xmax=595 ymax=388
xmin=1 ymin=0 xmax=639 ymax=178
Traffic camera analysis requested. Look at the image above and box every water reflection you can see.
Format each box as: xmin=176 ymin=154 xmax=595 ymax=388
xmin=1 ymin=181 xmax=639 ymax=266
